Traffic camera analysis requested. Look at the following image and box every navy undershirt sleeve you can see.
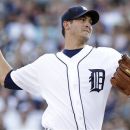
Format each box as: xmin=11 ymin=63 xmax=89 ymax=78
xmin=4 ymin=70 xmax=22 ymax=90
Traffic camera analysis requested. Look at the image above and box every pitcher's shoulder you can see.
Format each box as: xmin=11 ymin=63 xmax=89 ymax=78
xmin=91 ymin=46 xmax=121 ymax=61
xmin=39 ymin=53 xmax=57 ymax=59
xmin=94 ymin=46 xmax=121 ymax=55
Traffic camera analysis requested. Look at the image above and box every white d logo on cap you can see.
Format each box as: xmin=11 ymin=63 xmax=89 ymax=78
xmin=81 ymin=6 xmax=87 ymax=11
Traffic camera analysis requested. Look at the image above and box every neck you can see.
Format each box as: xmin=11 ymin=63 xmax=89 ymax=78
xmin=64 ymin=35 xmax=86 ymax=50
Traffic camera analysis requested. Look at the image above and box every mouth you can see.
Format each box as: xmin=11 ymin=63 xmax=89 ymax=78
xmin=83 ymin=29 xmax=90 ymax=33
xmin=83 ymin=26 xmax=91 ymax=33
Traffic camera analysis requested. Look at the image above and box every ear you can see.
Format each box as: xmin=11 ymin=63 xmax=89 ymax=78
xmin=63 ymin=21 xmax=71 ymax=31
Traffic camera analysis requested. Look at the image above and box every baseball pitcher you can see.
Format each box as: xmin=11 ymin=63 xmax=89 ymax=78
xmin=0 ymin=5 xmax=130 ymax=130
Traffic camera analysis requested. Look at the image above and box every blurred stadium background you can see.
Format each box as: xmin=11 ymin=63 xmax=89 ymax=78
xmin=0 ymin=0 xmax=130 ymax=130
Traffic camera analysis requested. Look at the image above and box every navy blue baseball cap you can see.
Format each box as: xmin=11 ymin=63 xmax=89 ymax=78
xmin=61 ymin=5 xmax=99 ymax=35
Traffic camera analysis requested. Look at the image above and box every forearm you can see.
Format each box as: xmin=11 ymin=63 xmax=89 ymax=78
xmin=0 ymin=50 xmax=12 ymax=86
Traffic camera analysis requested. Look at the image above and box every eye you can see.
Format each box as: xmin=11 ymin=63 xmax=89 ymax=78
xmin=78 ymin=17 xmax=92 ymax=24
xmin=76 ymin=17 xmax=85 ymax=21
xmin=81 ymin=17 xmax=86 ymax=21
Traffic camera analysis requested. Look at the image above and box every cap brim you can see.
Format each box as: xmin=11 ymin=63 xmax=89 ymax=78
xmin=74 ymin=10 xmax=99 ymax=25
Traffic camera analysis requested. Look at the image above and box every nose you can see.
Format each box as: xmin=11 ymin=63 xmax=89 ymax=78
xmin=85 ymin=25 xmax=92 ymax=32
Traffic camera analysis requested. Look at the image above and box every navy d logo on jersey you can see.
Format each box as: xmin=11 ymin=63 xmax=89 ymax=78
xmin=89 ymin=69 xmax=105 ymax=92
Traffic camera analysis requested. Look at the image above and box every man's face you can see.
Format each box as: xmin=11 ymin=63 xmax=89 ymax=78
xmin=64 ymin=15 xmax=93 ymax=41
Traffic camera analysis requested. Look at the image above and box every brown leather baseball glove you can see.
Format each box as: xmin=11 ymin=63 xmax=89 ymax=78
xmin=111 ymin=54 xmax=130 ymax=96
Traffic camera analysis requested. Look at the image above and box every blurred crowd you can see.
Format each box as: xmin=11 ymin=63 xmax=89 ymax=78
xmin=0 ymin=0 xmax=130 ymax=130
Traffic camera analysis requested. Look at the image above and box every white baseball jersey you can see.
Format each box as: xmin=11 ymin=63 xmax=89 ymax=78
xmin=10 ymin=45 xmax=121 ymax=130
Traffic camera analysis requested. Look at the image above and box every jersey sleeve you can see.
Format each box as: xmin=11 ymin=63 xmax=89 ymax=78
xmin=10 ymin=55 xmax=46 ymax=96
xmin=109 ymin=48 xmax=122 ymax=71
xmin=97 ymin=47 xmax=122 ymax=79
xmin=103 ymin=48 xmax=122 ymax=82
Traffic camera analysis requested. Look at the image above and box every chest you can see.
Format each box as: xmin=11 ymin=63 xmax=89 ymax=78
xmin=42 ymin=56 xmax=112 ymax=95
